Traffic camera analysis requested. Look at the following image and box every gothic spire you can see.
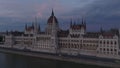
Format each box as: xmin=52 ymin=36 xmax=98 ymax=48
xmin=35 ymin=16 xmax=37 ymax=23
xmin=70 ymin=19 xmax=72 ymax=27
xmin=6 ymin=30 xmax=8 ymax=35
xmin=74 ymin=21 xmax=76 ymax=25
xmin=38 ymin=23 xmax=41 ymax=31
xmin=25 ymin=24 xmax=27 ymax=30
xmin=51 ymin=9 xmax=54 ymax=16
xmin=82 ymin=17 xmax=84 ymax=25
xmin=77 ymin=18 xmax=80 ymax=25
xmin=32 ymin=22 xmax=34 ymax=28
xmin=35 ymin=16 xmax=38 ymax=28
xmin=81 ymin=17 xmax=86 ymax=25
xmin=100 ymin=27 xmax=104 ymax=33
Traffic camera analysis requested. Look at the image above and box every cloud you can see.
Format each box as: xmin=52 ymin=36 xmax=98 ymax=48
xmin=60 ymin=0 xmax=120 ymax=31
xmin=0 ymin=0 xmax=119 ymax=31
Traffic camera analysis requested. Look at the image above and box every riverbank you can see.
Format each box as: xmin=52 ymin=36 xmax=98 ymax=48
xmin=0 ymin=47 xmax=119 ymax=68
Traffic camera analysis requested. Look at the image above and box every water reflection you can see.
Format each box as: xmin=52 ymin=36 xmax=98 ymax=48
xmin=0 ymin=52 xmax=110 ymax=68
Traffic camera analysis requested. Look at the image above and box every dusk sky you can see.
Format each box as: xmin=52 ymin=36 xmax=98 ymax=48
xmin=0 ymin=0 xmax=120 ymax=31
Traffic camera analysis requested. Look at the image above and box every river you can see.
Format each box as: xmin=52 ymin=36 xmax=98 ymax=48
xmin=0 ymin=52 xmax=111 ymax=68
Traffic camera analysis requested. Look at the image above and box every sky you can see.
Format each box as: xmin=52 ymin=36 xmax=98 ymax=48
xmin=0 ymin=0 xmax=120 ymax=32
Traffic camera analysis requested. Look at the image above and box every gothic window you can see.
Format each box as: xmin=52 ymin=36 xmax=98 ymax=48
xmin=114 ymin=41 xmax=117 ymax=45
xmin=52 ymin=39 xmax=54 ymax=44
xmin=107 ymin=52 xmax=109 ymax=54
xmin=104 ymin=41 xmax=105 ymax=44
xmin=75 ymin=45 xmax=77 ymax=48
xmin=100 ymin=41 xmax=102 ymax=44
xmin=100 ymin=48 xmax=102 ymax=51
xmin=107 ymin=49 xmax=109 ymax=51
xmin=111 ymin=49 xmax=113 ymax=51
xmin=114 ymin=49 xmax=117 ymax=52
xmin=111 ymin=41 xmax=113 ymax=45
xmin=103 ymin=48 xmax=105 ymax=51
xmin=107 ymin=41 xmax=109 ymax=44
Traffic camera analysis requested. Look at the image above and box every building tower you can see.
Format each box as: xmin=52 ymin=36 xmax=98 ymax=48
xmin=81 ymin=17 xmax=86 ymax=34
xmin=24 ymin=17 xmax=40 ymax=35
xmin=46 ymin=9 xmax=59 ymax=53
xmin=69 ymin=18 xmax=86 ymax=36
xmin=46 ymin=9 xmax=59 ymax=34
xmin=34 ymin=17 xmax=39 ymax=35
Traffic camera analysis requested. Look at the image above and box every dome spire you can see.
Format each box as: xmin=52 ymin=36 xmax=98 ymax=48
xmin=47 ymin=9 xmax=58 ymax=24
xmin=51 ymin=8 xmax=54 ymax=16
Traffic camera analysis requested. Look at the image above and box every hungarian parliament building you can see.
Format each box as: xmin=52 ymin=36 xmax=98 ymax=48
xmin=3 ymin=10 xmax=120 ymax=60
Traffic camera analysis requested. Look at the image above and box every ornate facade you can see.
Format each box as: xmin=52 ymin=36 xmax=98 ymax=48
xmin=4 ymin=10 xmax=120 ymax=59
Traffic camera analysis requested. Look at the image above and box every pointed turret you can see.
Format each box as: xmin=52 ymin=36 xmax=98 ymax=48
xmin=77 ymin=18 xmax=80 ymax=25
xmin=81 ymin=17 xmax=86 ymax=26
xmin=38 ymin=24 xmax=41 ymax=32
xmin=32 ymin=22 xmax=34 ymax=28
xmin=25 ymin=24 xmax=27 ymax=30
xmin=70 ymin=19 xmax=72 ymax=28
xmin=82 ymin=18 xmax=84 ymax=25
xmin=35 ymin=16 xmax=37 ymax=24
xmin=6 ymin=30 xmax=9 ymax=35
xmin=84 ymin=18 xmax=86 ymax=25
xmin=33 ymin=17 xmax=39 ymax=34
xmin=51 ymin=9 xmax=54 ymax=16
xmin=34 ymin=17 xmax=38 ymax=29
xmin=74 ymin=21 xmax=76 ymax=25
xmin=100 ymin=27 xmax=104 ymax=33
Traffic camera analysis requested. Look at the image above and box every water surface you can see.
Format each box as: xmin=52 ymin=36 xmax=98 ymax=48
xmin=0 ymin=52 xmax=110 ymax=68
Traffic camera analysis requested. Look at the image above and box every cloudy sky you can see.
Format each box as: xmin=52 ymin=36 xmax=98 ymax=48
xmin=0 ymin=0 xmax=120 ymax=31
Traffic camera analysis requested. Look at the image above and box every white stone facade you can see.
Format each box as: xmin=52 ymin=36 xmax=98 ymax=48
xmin=3 ymin=11 xmax=120 ymax=59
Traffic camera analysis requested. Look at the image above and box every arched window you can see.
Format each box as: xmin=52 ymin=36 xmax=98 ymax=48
xmin=114 ymin=41 xmax=117 ymax=45
xmin=100 ymin=41 xmax=102 ymax=44
xmin=111 ymin=41 xmax=113 ymax=45
xmin=104 ymin=41 xmax=105 ymax=44
xmin=107 ymin=41 xmax=109 ymax=44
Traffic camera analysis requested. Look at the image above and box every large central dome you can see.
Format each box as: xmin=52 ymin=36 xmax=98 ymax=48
xmin=47 ymin=10 xmax=58 ymax=24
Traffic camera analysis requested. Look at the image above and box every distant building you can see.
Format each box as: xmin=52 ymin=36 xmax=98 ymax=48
xmin=3 ymin=10 xmax=120 ymax=59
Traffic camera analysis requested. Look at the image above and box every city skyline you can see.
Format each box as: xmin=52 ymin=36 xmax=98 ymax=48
xmin=0 ymin=0 xmax=120 ymax=31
